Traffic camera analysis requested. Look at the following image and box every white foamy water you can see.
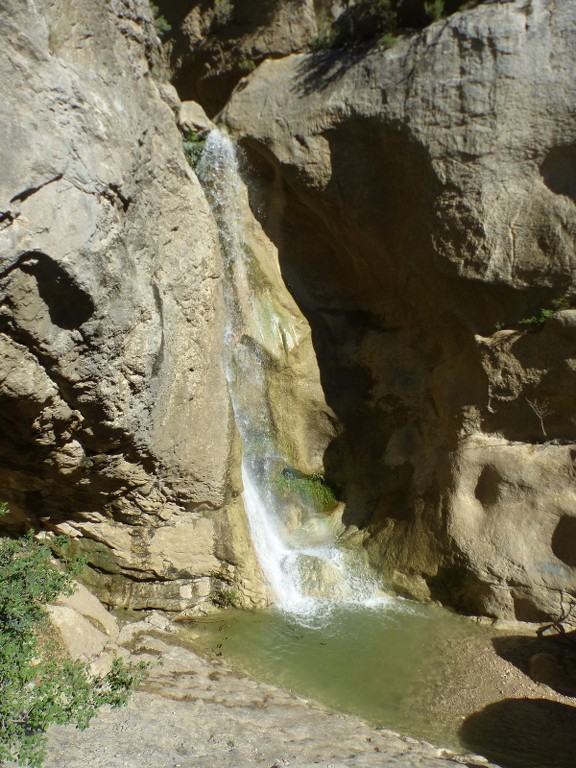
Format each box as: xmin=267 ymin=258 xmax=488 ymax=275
xmin=197 ymin=130 xmax=389 ymax=620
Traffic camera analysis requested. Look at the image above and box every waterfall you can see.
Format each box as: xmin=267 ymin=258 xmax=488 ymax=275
xmin=197 ymin=130 xmax=388 ymax=620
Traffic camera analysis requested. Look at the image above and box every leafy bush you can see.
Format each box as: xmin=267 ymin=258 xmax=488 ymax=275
xmin=212 ymin=0 xmax=234 ymax=30
xmin=0 ymin=528 xmax=144 ymax=767
xmin=424 ymin=0 xmax=446 ymax=20
xmin=310 ymin=28 xmax=338 ymax=51
xmin=331 ymin=0 xmax=397 ymax=47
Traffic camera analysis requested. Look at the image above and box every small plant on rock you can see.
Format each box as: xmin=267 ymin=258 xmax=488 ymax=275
xmin=526 ymin=398 xmax=552 ymax=439
xmin=214 ymin=587 xmax=240 ymax=608
xmin=238 ymin=57 xmax=257 ymax=74
xmin=519 ymin=307 xmax=556 ymax=327
xmin=519 ymin=297 xmax=572 ymax=328
xmin=150 ymin=3 xmax=171 ymax=37
xmin=379 ymin=31 xmax=398 ymax=49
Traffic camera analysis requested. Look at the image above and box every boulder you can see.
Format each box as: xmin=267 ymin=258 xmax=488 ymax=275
xmin=57 ymin=580 xmax=120 ymax=640
xmin=46 ymin=605 xmax=109 ymax=663
xmin=179 ymin=100 xmax=216 ymax=135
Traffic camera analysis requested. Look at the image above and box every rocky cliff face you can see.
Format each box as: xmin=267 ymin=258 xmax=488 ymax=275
xmin=158 ymin=0 xmax=344 ymax=117
xmin=0 ymin=0 xmax=264 ymax=611
xmin=2 ymin=0 xmax=575 ymax=626
xmin=221 ymin=0 xmax=576 ymax=622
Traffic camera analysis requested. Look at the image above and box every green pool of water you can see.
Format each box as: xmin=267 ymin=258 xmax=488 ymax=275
xmin=181 ymin=599 xmax=492 ymax=751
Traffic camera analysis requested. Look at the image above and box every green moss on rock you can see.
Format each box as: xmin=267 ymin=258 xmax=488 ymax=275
xmin=274 ymin=467 xmax=338 ymax=514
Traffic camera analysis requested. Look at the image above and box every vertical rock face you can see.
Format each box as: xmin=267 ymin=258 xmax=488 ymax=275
xmin=0 ymin=0 xmax=264 ymax=610
xmin=157 ymin=0 xmax=346 ymax=117
xmin=222 ymin=0 xmax=576 ymax=621
xmin=3 ymin=0 xmax=575 ymax=625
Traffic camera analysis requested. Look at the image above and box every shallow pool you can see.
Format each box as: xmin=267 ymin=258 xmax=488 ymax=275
xmin=181 ymin=599 xmax=493 ymax=751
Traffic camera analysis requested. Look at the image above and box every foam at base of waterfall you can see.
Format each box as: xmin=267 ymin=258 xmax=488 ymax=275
xmin=242 ymin=463 xmax=392 ymax=622
xmin=276 ymin=592 xmax=396 ymax=629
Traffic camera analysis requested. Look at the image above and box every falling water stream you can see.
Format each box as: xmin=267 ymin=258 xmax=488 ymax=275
xmin=197 ymin=130 xmax=387 ymax=620
xmin=192 ymin=132 xmax=542 ymax=763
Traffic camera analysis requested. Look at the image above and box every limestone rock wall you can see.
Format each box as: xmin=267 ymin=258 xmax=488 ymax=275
xmin=222 ymin=0 xmax=576 ymax=622
xmin=157 ymin=0 xmax=347 ymax=117
xmin=0 ymin=0 xmax=264 ymax=611
xmin=3 ymin=0 xmax=576 ymax=625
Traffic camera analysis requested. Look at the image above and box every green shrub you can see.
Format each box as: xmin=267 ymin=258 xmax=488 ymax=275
xmin=518 ymin=308 xmax=555 ymax=327
xmin=275 ymin=468 xmax=339 ymax=514
xmin=424 ymin=0 xmax=446 ymax=20
xmin=183 ymin=131 xmax=207 ymax=169
xmin=150 ymin=3 xmax=171 ymax=37
xmin=311 ymin=0 xmax=485 ymax=50
xmin=519 ymin=297 xmax=572 ymax=327
xmin=310 ymin=28 xmax=338 ymax=51
xmin=0 ymin=528 xmax=145 ymax=767
xmin=332 ymin=0 xmax=397 ymax=46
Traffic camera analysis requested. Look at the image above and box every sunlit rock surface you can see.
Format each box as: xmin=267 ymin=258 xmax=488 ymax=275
xmin=159 ymin=0 xmax=343 ymax=116
xmin=0 ymin=0 xmax=264 ymax=611
xmin=2 ymin=0 xmax=576 ymax=623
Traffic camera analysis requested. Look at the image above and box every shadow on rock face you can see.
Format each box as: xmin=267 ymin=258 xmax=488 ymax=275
xmin=18 ymin=251 xmax=95 ymax=330
xmin=540 ymin=145 xmax=576 ymax=203
xmin=492 ymin=631 xmax=576 ymax=698
xmin=294 ymin=46 xmax=369 ymax=95
xmin=459 ymin=698 xmax=576 ymax=768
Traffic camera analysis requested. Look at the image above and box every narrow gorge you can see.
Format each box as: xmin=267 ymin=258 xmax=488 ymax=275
xmin=1 ymin=0 xmax=576 ymax=766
